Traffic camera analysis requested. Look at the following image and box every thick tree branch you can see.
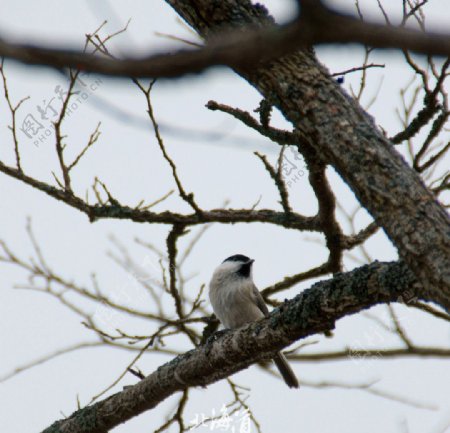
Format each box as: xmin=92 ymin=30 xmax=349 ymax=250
xmin=41 ymin=260 xmax=424 ymax=433
xmin=2 ymin=1 xmax=450 ymax=78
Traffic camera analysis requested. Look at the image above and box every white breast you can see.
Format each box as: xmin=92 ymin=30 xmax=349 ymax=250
xmin=209 ymin=275 xmax=264 ymax=329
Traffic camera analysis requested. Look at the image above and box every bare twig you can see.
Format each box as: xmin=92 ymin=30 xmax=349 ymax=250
xmin=331 ymin=63 xmax=385 ymax=78
xmin=254 ymin=151 xmax=292 ymax=214
xmin=0 ymin=59 xmax=29 ymax=172
xmin=136 ymin=80 xmax=203 ymax=214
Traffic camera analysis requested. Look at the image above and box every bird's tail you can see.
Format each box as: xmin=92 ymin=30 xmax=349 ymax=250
xmin=273 ymin=352 xmax=299 ymax=388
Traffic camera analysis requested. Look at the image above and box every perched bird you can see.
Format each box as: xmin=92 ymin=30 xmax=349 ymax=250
xmin=209 ymin=254 xmax=299 ymax=388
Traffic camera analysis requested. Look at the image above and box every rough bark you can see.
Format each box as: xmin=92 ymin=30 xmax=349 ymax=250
xmin=42 ymin=261 xmax=422 ymax=433
xmin=166 ymin=0 xmax=450 ymax=310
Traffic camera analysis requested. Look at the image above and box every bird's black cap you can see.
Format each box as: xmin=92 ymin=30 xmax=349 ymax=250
xmin=223 ymin=254 xmax=252 ymax=263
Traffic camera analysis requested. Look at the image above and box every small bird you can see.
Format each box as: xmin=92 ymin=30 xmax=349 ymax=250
xmin=209 ymin=254 xmax=299 ymax=388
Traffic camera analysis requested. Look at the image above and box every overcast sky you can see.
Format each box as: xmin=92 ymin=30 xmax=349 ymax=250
xmin=0 ymin=1 xmax=449 ymax=433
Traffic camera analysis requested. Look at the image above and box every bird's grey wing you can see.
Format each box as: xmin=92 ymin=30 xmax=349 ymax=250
xmin=251 ymin=284 xmax=270 ymax=317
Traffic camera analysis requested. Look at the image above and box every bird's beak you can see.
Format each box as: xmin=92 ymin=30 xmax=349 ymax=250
xmin=247 ymin=259 xmax=255 ymax=265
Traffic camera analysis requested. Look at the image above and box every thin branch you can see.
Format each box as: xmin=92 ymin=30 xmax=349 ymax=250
xmin=206 ymin=100 xmax=306 ymax=148
xmin=409 ymin=301 xmax=450 ymax=322
xmin=89 ymin=339 xmax=153 ymax=404
xmin=0 ymin=341 xmax=103 ymax=383
xmin=226 ymin=378 xmax=262 ymax=433
xmin=331 ymin=63 xmax=385 ymax=78
xmin=138 ymin=80 xmax=202 ymax=214
xmin=0 ymin=158 xmax=319 ymax=229
xmin=166 ymin=224 xmax=187 ymax=319
xmin=262 ymin=262 xmax=331 ymax=298
xmin=254 ymin=151 xmax=292 ymax=214
xmin=288 ymin=346 xmax=450 ymax=362
xmin=341 ymin=222 xmax=379 ymax=249
xmin=68 ymin=122 xmax=101 ymax=171
xmin=299 ymin=378 xmax=436 ymax=410
xmin=0 ymin=60 xmax=29 ymax=172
